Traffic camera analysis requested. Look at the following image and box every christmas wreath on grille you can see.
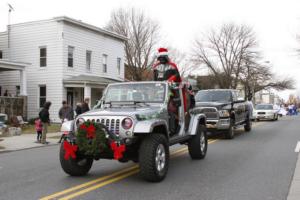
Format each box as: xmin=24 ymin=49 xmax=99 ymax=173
xmin=63 ymin=121 xmax=126 ymax=160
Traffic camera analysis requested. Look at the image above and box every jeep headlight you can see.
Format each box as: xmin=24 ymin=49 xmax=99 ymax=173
xmin=219 ymin=110 xmax=230 ymax=117
xmin=76 ymin=118 xmax=85 ymax=127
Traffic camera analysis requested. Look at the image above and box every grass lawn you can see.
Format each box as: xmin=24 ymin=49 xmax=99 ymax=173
xmin=22 ymin=123 xmax=61 ymax=134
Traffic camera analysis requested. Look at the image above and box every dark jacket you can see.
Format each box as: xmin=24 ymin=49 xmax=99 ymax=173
xmin=81 ymin=102 xmax=90 ymax=113
xmin=75 ymin=105 xmax=82 ymax=116
xmin=58 ymin=106 xmax=74 ymax=121
xmin=39 ymin=102 xmax=51 ymax=123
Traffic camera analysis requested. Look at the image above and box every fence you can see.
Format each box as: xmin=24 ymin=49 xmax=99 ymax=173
xmin=0 ymin=96 xmax=27 ymax=122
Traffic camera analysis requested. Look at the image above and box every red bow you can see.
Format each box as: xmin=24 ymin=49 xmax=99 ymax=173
xmin=63 ymin=140 xmax=78 ymax=160
xmin=80 ymin=124 xmax=96 ymax=139
xmin=110 ymin=141 xmax=126 ymax=160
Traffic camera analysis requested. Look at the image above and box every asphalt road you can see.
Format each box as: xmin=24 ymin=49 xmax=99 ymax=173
xmin=0 ymin=116 xmax=299 ymax=200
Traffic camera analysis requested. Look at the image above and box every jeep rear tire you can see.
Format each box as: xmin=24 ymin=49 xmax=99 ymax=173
xmin=139 ymin=134 xmax=169 ymax=182
xmin=59 ymin=142 xmax=93 ymax=176
xmin=224 ymin=119 xmax=235 ymax=139
xmin=188 ymin=124 xmax=207 ymax=159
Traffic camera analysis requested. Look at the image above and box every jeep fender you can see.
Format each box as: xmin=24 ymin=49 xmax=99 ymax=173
xmin=61 ymin=120 xmax=75 ymax=133
xmin=133 ymin=119 xmax=168 ymax=134
xmin=188 ymin=114 xmax=206 ymax=136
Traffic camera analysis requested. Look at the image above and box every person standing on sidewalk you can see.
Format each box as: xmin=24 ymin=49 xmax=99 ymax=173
xmin=34 ymin=118 xmax=43 ymax=143
xmin=81 ymin=98 xmax=90 ymax=113
xmin=39 ymin=101 xmax=51 ymax=144
xmin=58 ymin=100 xmax=74 ymax=123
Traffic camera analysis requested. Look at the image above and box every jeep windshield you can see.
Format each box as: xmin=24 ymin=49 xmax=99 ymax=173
xmin=103 ymin=83 xmax=166 ymax=104
xmin=195 ymin=90 xmax=232 ymax=103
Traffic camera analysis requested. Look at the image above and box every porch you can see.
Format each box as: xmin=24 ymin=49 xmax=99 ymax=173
xmin=63 ymin=75 xmax=122 ymax=108
xmin=0 ymin=60 xmax=29 ymax=120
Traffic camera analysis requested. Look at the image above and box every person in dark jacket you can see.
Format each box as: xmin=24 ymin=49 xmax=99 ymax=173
xmin=58 ymin=100 xmax=74 ymax=122
xmin=75 ymin=102 xmax=82 ymax=117
xmin=39 ymin=101 xmax=51 ymax=144
xmin=81 ymin=98 xmax=90 ymax=113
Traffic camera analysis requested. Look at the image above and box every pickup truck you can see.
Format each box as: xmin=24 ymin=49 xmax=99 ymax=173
xmin=194 ymin=89 xmax=252 ymax=139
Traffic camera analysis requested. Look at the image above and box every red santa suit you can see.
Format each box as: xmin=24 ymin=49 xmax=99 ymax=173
xmin=153 ymin=48 xmax=187 ymax=112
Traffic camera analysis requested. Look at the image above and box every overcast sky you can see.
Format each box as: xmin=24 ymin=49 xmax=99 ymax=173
xmin=0 ymin=0 xmax=299 ymax=100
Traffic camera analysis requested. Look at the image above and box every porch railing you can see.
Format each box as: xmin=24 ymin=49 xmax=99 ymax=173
xmin=0 ymin=96 xmax=27 ymax=122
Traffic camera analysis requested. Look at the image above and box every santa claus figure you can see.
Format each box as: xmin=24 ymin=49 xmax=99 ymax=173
xmin=153 ymin=48 xmax=182 ymax=83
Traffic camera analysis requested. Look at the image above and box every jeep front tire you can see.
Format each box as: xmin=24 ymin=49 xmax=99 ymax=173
xmin=59 ymin=142 xmax=93 ymax=176
xmin=139 ymin=134 xmax=169 ymax=182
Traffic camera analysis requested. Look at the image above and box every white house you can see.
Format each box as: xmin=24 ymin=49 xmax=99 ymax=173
xmin=0 ymin=16 xmax=126 ymax=122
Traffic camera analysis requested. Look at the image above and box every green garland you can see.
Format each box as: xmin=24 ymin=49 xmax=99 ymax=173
xmin=76 ymin=121 xmax=109 ymax=156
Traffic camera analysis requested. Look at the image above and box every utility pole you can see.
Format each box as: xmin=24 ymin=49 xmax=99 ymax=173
xmin=7 ymin=3 xmax=14 ymax=59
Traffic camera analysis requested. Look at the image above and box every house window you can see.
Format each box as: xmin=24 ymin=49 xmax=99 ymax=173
xmin=102 ymin=54 xmax=108 ymax=73
xmin=16 ymin=86 xmax=20 ymax=96
xmin=117 ymin=57 xmax=121 ymax=75
xmin=86 ymin=50 xmax=92 ymax=70
xmin=40 ymin=47 xmax=47 ymax=67
xmin=68 ymin=46 xmax=74 ymax=67
xmin=0 ymin=50 xmax=2 ymax=59
xmin=39 ymin=85 xmax=46 ymax=108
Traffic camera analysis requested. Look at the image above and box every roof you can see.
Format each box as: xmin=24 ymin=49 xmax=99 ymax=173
xmin=0 ymin=60 xmax=30 ymax=71
xmin=55 ymin=16 xmax=127 ymax=41
xmin=10 ymin=16 xmax=127 ymax=42
xmin=63 ymin=75 xmax=123 ymax=85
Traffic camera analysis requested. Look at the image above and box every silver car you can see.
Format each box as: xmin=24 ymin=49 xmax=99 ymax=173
xmin=60 ymin=81 xmax=208 ymax=182
xmin=254 ymin=104 xmax=279 ymax=121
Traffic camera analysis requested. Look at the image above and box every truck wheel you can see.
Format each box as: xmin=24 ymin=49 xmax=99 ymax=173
xmin=139 ymin=134 xmax=169 ymax=182
xmin=244 ymin=117 xmax=252 ymax=132
xmin=59 ymin=142 xmax=93 ymax=176
xmin=224 ymin=119 xmax=235 ymax=139
xmin=188 ymin=124 xmax=207 ymax=159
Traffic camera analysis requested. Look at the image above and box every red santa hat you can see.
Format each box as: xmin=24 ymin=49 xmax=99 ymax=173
xmin=157 ymin=48 xmax=169 ymax=57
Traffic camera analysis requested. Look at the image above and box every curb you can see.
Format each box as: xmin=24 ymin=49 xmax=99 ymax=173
xmin=0 ymin=142 xmax=60 ymax=154
xmin=287 ymin=152 xmax=300 ymax=200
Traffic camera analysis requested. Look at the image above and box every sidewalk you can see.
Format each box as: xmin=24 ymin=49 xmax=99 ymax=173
xmin=287 ymin=152 xmax=300 ymax=200
xmin=0 ymin=132 xmax=62 ymax=153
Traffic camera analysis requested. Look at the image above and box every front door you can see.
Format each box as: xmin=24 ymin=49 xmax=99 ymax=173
xmin=67 ymin=91 xmax=74 ymax=108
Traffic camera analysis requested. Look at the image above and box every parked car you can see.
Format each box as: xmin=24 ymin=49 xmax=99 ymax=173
xmin=254 ymin=104 xmax=279 ymax=121
xmin=60 ymin=81 xmax=208 ymax=182
xmin=194 ymin=89 xmax=252 ymax=139
xmin=0 ymin=113 xmax=8 ymax=135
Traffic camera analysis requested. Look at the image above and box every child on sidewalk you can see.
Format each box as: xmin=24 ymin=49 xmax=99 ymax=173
xmin=35 ymin=118 xmax=43 ymax=143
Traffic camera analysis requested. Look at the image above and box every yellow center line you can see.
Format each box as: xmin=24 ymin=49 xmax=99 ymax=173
xmin=59 ymin=169 xmax=140 ymax=200
xmin=39 ymin=165 xmax=139 ymax=200
xmin=40 ymin=139 xmax=217 ymax=200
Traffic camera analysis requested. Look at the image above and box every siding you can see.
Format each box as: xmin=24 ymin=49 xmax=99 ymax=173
xmin=62 ymin=22 xmax=125 ymax=80
xmin=6 ymin=20 xmax=64 ymax=122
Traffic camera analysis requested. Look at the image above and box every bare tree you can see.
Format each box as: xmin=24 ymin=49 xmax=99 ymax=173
xmin=106 ymin=7 xmax=160 ymax=81
xmin=241 ymin=61 xmax=295 ymax=100
xmin=192 ymin=23 xmax=258 ymax=89
xmin=166 ymin=47 xmax=197 ymax=78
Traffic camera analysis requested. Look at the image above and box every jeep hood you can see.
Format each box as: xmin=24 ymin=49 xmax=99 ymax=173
xmin=78 ymin=106 xmax=163 ymax=118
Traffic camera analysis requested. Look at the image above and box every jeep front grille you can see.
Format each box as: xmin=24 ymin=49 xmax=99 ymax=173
xmin=88 ymin=118 xmax=120 ymax=135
